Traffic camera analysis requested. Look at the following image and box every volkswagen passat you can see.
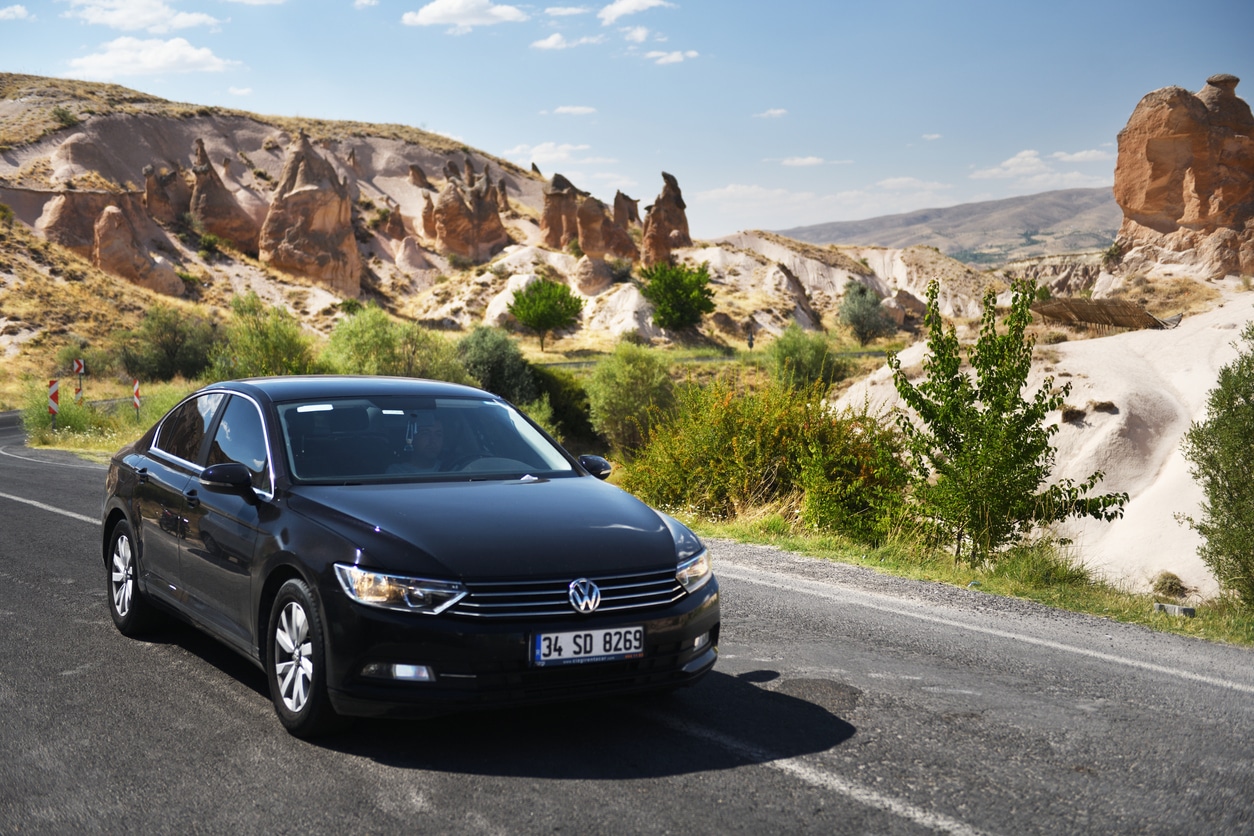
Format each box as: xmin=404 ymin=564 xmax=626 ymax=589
xmin=101 ymin=376 xmax=719 ymax=736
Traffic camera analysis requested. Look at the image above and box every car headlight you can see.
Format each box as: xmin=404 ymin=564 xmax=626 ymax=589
xmin=676 ymin=549 xmax=712 ymax=594
xmin=334 ymin=564 xmax=467 ymax=614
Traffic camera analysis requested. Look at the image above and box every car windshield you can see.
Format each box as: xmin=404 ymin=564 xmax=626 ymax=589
xmin=276 ymin=396 xmax=574 ymax=483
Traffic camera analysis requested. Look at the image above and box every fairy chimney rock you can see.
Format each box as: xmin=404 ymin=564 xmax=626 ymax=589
xmin=258 ymin=131 xmax=361 ymax=296
xmin=93 ymin=206 xmax=183 ymax=295
xmin=614 ymin=190 xmax=642 ymax=229
xmin=189 ymin=138 xmax=260 ymax=255
xmin=541 ymin=173 xmax=585 ymax=250
xmin=433 ymin=177 xmax=509 ymax=262
xmin=641 ymin=172 xmax=693 ymax=266
xmin=408 ymin=163 xmax=434 ymax=190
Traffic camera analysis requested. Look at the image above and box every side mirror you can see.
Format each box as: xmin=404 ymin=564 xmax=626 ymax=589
xmin=578 ymin=455 xmax=612 ymax=480
xmin=200 ymin=462 xmax=256 ymax=493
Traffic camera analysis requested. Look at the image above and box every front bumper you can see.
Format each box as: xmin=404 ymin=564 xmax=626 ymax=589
xmin=323 ymin=577 xmax=720 ymax=719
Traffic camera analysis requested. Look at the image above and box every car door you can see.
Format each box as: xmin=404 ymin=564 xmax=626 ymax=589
xmin=135 ymin=392 xmax=224 ymax=608
xmin=181 ymin=394 xmax=271 ymax=652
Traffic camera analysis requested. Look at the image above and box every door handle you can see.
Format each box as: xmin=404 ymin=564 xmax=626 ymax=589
xmin=184 ymin=488 xmax=200 ymax=509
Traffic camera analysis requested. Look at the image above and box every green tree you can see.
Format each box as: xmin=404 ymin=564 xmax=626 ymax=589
xmin=639 ymin=261 xmax=715 ymax=330
xmin=585 ymin=342 xmax=674 ymax=454
xmin=508 ymin=279 xmax=584 ymax=351
xmin=766 ymin=324 xmax=850 ymax=390
xmin=209 ymin=292 xmax=319 ymax=380
xmin=114 ymin=304 xmax=219 ymax=381
xmin=323 ymin=304 xmax=474 ymax=383
xmin=1180 ymin=322 xmax=1254 ymax=607
xmin=889 ymin=279 xmax=1126 ymax=562
xmin=840 ymin=280 xmax=896 ymax=346
xmin=457 ymin=326 xmax=537 ymax=404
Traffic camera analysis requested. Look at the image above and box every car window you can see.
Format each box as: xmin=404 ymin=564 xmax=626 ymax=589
xmin=277 ymin=396 xmax=574 ymax=482
xmin=205 ymin=395 xmax=271 ymax=492
xmin=153 ymin=393 xmax=225 ymax=465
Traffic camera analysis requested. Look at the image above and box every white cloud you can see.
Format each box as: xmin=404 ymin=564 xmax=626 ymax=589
xmin=228 ymin=86 xmax=251 ymax=95
xmin=402 ymin=0 xmax=527 ymax=33
xmin=221 ymin=0 xmax=284 ymax=4
xmin=922 ymin=133 xmax=942 ymax=141
xmin=503 ymin=141 xmax=591 ymax=165
xmin=0 ymin=5 xmax=31 ymax=20
xmin=597 ymin=0 xmax=672 ymax=25
xmin=545 ymin=5 xmax=587 ymax=14
xmin=970 ymin=150 xmax=1050 ymax=180
xmin=877 ymin=176 xmax=949 ymax=191
xmin=645 ymin=49 xmax=696 ymax=64
xmin=553 ymin=105 xmax=596 ymax=115
xmin=754 ymin=108 xmax=786 ymax=119
xmin=531 ymin=32 xmax=603 ymax=48
xmin=355 ymin=0 xmax=378 ymax=7
xmin=781 ymin=156 xmax=824 ymax=167
xmin=66 ymin=36 xmax=238 ymax=79
xmin=65 ymin=0 xmax=221 ymax=33
xmin=622 ymin=25 xmax=648 ymax=42
xmin=1049 ymin=149 xmax=1114 ymax=163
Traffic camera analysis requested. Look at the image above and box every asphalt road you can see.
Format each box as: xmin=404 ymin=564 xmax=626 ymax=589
xmin=1 ymin=418 xmax=1252 ymax=834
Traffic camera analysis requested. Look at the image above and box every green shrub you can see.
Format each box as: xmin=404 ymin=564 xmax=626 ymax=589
xmin=51 ymin=106 xmax=79 ymax=128
xmin=639 ymin=261 xmax=715 ymax=330
xmin=54 ymin=342 xmax=120 ymax=380
xmin=113 ymin=304 xmax=219 ymax=381
xmin=0 ymin=203 xmax=14 ymax=229
xmin=532 ymin=364 xmax=599 ymax=451
xmin=585 ymin=342 xmax=674 ymax=455
xmin=507 ymin=279 xmax=584 ymax=350
xmin=839 ymin=279 xmax=896 ymax=346
xmin=322 ymin=305 xmax=472 ymax=383
xmin=765 ymin=324 xmax=850 ymax=390
xmin=1181 ymin=321 xmax=1254 ymax=607
xmin=208 ymin=292 xmax=320 ymax=380
xmin=889 ymin=279 xmax=1126 ymax=563
xmin=457 ymin=326 xmax=537 ymax=404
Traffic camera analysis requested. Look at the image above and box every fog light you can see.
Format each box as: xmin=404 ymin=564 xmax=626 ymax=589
xmin=692 ymin=632 xmax=710 ymax=650
xmin=362 ymin=662 xmax=435 ymax=682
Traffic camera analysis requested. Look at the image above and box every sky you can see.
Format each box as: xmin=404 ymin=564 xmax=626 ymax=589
xmin=2 ymin=0 xmax=1253 ymax=238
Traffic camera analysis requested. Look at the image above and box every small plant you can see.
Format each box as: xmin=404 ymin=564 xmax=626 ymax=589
xmin=839 ymin=279 xmax=896 ymax=346
xmin=1101 ymin=241 xmax=1124 ymax=269
xmin=607 ymin=258 xmax=634 ymax=283
xmin=566 ymin=238 xmax=584 ymax=259
xmin=0 ymin=202 xmax=14 ymax=230
xmin=639 ymin=261 xmax=715 ymax=331
xmin=507 ymin=279 xmax=584 ymax=351
xmin=197 ymin=232 xmax=222 ymax=261
xmin=447 ymin=253 xmax=474 ymax=271
xmin=765 ymin=324 xmax=850 ymax=390
xmin=586 ymin=342 xmax=674 ymax=455
xmin=51 ymin=106 xmax=80 ymax=128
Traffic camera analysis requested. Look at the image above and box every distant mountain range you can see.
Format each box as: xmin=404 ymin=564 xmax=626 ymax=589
xmin=775 ymin=188 xmax=1122 ymax=267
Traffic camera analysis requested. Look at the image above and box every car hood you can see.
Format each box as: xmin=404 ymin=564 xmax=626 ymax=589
xmin=287 ymin=476 xmax=680 ymax=580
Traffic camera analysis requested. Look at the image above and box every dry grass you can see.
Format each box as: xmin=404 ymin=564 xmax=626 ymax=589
xmin=1109 ymin=274 xmax=1221 ymax=319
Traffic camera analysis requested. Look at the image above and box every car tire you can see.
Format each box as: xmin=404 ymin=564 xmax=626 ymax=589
xmin=266 ymin=578 xmax=342 ymax=738
xmin=106 ymin=519 xmax=160 ymax=636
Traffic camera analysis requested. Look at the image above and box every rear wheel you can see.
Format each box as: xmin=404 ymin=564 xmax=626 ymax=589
xmin=266 ymin=579 xmax=342 ymax=738
xmin=106 ymin=520 xmax=160 ymax=636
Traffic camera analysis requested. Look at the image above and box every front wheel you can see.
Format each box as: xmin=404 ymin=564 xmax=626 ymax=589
xmin=106 ymin=519 xmax=160 ymax=636
xmin=266 ymin=578 xmax=342 ymax=738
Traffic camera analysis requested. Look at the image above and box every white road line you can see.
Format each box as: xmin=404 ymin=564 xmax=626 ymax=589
xmin=0 ymin=491 xmax=96 ymax=525
xmin=716 ymin=564 xmax=1254 ymax=695
xmin=0 ymin=445 xmax=106 ymax=470
xmin=643 ymin=711 xmax=990 ymax=836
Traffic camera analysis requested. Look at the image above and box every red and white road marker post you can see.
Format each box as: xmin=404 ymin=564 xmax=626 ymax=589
xmin=133 ymin=379 xmax=141 ymax=422
xmin=72 ymin=358 xmax=85 ymax=403
xmin=48 ymin=379 xmax=59 ymax=431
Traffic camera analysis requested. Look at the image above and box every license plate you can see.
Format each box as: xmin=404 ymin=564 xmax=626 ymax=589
xmin=533 ymin=625 xmax=644 ymax=667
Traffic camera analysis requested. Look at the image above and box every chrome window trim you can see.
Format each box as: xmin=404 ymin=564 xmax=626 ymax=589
xmin=150 ymin=388 xmax=276 ymax=502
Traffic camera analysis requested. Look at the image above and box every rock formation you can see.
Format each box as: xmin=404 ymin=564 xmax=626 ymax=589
xmin=142 ymin=165 xmax=177 ymax=225
xmin=92 ymin=205 xmax=183 ymax=295
xmin=540 ymin=174 xmax=584 ymax=250
xmin=1113 ymin=74 xmax=1254 ymax=278
xmin=421 ymin=192 xmax=437 ymax=239
xmin=572 ymin=255 xmax=615 ymax=294
xmin=381 ymin=198 xmax=407 ymax=239
xmin=614 ymin=190 xmax=641 ymax=228
xmin=408 ymin=163 xmax=434 ymax=190
xmin=189 ymin=138 xmax=260 ymax=255
xmin=575 ymin=196 xmax=638 ymax=262
xmin=496 ymin=177 xmax=511 ymax=214
xmin=258 ymin=132 xmax=361 ymax=296
xmin=641 ymin=172 xmax=693 ymax=266
xmin=432 ymin=176 xmax=509 ymax=262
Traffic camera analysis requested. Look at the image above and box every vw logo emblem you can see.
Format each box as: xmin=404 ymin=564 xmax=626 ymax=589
xmin=568 ymin=578 xmax=601 ymax=613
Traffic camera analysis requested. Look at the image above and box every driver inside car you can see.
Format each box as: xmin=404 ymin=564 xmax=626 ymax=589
xmin=390 ymin=411 xmax=445 ymax=472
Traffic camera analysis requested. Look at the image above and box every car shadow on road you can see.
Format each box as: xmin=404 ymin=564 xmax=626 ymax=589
xmin=325 ymin=671 xmax=857 ymax=779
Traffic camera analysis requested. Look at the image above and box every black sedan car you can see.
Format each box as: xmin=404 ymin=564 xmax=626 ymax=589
xmin=101 ymin=376 xmax=719 ymax=737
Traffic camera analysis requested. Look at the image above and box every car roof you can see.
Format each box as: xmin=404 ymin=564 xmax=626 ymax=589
xmin=202 ymin=375 xmax=495 ymax=404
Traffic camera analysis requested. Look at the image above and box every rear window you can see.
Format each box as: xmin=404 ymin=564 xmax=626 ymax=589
xmin=276 ymin=396 xmax=574 ymax=482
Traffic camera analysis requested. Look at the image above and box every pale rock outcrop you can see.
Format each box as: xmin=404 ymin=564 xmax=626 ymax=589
xmin=1113 ymin=74 xmax=1254 ymax=279
xmin=37 ymin=192 xmax=154 ymax=257
xmin=496 ymin=177 xmax=511 ymax=214
xmin=641 ymin=172 xmax=692 ymax=266
xmin=92 ymin=205 xmax=183 ymax=295
xmin=881 ymin=289 xmax=927 ymax=328
xmin=541 ymin=174 xmax=584 ymax=250
xmin=258 ymin=132 xmax=361 ymax=296
xmin=394 ymin=236 xmax=432 ymax=272
xmin=142 ymin=164 xmax=177 ymax=225
xmin=189 ymin=138 xmax=260 ymax=255
xmin=576 ymin=196 xmax=638 ymax=263
xmin=381 ymin=198 xmax=407 ymax=239
xmin=432 ymin=176 xmax=509 ymax=262
xmin=573 ymin=256 xmax=615 ymax=295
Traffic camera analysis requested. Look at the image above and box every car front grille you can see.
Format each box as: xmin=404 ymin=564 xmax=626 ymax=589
xmin=449 ymin=568 xmax=685 ymax=619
